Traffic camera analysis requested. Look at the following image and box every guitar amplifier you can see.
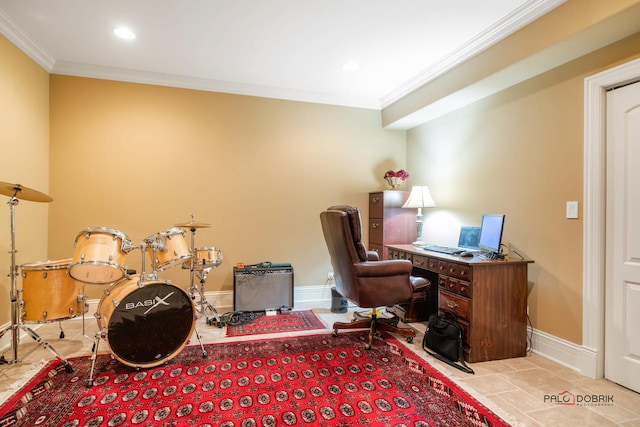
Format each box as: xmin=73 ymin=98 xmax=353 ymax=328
xmin=233 ymin=266 xmax=294 ymax=311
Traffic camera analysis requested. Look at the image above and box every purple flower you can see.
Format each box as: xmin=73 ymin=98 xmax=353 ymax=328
xmin=383 ymin=169 xmax=409 ymax=180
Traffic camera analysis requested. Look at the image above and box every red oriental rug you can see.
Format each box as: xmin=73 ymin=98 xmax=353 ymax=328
xmin=0 ymin=332 xmax=510 ymax=427
xmin=225 ymin=310 xmax=326 ymax=337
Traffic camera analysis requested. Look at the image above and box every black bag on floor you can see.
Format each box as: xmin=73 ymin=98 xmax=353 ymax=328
xmin=423 ymin=311 xmax=474 ymax=374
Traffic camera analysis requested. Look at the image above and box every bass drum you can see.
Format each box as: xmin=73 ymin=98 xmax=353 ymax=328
xmin=96 ymin=275 xmax=195 ymax=368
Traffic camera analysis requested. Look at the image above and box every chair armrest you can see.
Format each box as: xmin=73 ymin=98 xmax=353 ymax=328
xmin=353 ymin=259 xmax=412 ymax=277
xmin=366 ymin=250 xmax=379 ymax=261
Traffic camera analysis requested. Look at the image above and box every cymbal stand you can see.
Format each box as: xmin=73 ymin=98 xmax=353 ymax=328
xmin=186 ymin=225 xmax=218 ymax=321
xmin=0 ymin=196 xmax=73 ymax=372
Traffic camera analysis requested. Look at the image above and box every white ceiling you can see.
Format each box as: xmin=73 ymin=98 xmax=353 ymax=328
xmin=0 ymin=0 xmax=560 ymax=110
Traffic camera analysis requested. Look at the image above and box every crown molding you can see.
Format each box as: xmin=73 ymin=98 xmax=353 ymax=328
xmin=380 ymin=0 xmax=566 ymax=109
xmin=0 ymin=8 xmax=55 ymax=70
xmin=51 ymin=61 xmax=382 ymax=109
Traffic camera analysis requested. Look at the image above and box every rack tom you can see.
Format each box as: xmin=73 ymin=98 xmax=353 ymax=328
xmin=69 ymin=227 xmax=132 ymax=284
xmin=145 ymin=227 xmax=191 ymax=271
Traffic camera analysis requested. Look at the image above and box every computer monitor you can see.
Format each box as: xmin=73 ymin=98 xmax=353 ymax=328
xmin=478 ymin=214 xmax=505 ymax=254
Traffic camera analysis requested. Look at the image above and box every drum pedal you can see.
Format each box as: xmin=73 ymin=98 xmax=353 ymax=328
xmin=206 ymin=316 xmax=224 ymax=327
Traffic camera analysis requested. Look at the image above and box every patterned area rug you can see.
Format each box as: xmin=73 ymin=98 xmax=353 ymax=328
xmin=0 ymin=332 xmax=509 ymax=426
xmin=225 ymin=310 xmax=326 ymax=337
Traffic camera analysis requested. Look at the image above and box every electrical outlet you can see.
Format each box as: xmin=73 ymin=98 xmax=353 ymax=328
xmin=327 ymin=272 xmax=335 ymax=280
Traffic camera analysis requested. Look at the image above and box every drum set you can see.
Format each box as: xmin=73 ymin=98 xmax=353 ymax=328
xmin=0 ymin=182 xmax=223 ymax=385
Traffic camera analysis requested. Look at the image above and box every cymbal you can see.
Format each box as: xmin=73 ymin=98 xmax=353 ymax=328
xmin=174 ymin=220 xmax=211 ymax=229
xmin=0 ymin=181 xmax=53 ymax=203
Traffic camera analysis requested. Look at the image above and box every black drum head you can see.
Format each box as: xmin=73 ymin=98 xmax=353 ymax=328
xmin=106 ymin=282 xmax=194 ymax=366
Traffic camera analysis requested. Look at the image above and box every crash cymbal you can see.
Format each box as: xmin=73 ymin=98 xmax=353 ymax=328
xmin=0 ymin=181 xmax=53 ymax=203
xmin=174 ymin=220 xmax=211 ymax=229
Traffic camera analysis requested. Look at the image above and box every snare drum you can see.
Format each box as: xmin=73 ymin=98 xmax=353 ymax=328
xmin=191 ymin=247 xmax=223 ymax=270
xmin=96 ymin=275 xmax=195 ymax=368
xmin=145 ymin=227 xmax=191 ymax=271
xmin=21 ymin=259 xmax=86 ymax=323
xmin=69 ymin=227 xmax=132 ymax=284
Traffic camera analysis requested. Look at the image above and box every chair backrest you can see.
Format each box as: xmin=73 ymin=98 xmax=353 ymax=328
xmin=319 ymin=205 xmax=374 ymax=304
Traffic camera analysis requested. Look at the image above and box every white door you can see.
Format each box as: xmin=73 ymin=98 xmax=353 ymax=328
xmin=605 ymin=80 xmax=640 ymax=393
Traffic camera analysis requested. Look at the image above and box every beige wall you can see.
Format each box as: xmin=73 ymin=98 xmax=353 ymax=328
xmin=48 ymin=76 xmax=407 ymax=300
xmin=0 ymin=36 xmax=50 ymax=326
xmin=406 ymin=33 xmax=640 ymax=345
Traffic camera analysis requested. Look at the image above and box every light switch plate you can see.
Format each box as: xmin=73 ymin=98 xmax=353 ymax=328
xmin=566 ymin=201 xmax=579 ymax=219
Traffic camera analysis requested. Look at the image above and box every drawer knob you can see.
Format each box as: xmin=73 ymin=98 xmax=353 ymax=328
xmin=372 ymin=222 xmax=380 ymax=229
xmin=372 ymin=197 xmax=380 ymax=203
xmin=446 ymin=300 xmax=459 ymax=309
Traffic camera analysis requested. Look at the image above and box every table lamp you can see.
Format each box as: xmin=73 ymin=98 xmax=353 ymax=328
xmin=402 ymin=186 xmax=436 ymax=246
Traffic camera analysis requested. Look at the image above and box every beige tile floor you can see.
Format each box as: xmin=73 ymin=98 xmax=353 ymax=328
xmin=1 ymin=303 xmax=640 ymax=426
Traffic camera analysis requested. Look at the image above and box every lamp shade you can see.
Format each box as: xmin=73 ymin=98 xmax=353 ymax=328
xmin=402 ymin=186 xmax=436 ymax=209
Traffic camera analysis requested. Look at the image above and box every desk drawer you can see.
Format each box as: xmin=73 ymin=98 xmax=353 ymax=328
xmin=413 ymin=255 xmax=429 ymax=269
xmin=436 ymin=260 xmax=449 ymax=275
xmin=459 ymin=280 xmax=472 ymax=298
xmin=369 ymin=193 xmax=384 ymax=217
xmin=440 ymin=276 xmax=459 ymax=294
xmin=442 ymin=262 xmax=472 ymax=281
xmin=389 ymin=248 xmax=412 ymax=261
xmin=439 ymin=289 xmax=470 ymax=320
xmin=369 ymin=220 xmax=383 ymax=244
xmin=458 ymin=264 xmax=472 ymax=281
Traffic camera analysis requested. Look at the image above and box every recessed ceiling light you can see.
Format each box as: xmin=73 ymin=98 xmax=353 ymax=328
xmin=114 ymin=27 xmax=136 ymax=40
xmin=342 ymin=61 xmax=359 ymax=72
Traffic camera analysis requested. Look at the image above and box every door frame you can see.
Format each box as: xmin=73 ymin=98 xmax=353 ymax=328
xmin=582 ymin=57 xmax=640 ymax=378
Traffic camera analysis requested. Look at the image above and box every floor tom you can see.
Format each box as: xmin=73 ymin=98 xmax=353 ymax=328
xmin=21 ymin=259 xmax=86 ymax=322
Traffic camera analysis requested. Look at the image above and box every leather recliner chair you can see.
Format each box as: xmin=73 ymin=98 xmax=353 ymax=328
xmin=320 ymin=205 xmax=430 ymax=349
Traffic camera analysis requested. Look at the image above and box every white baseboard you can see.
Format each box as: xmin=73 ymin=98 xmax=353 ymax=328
xmin=2 ymin=285 xmax=586 ymax=377
xmin=528 ymin=326 xmax=583 ymax=372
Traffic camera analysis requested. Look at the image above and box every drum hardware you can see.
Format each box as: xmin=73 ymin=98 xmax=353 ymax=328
xmin=176 ymin=215 xmax=222 ymax=321
xmin=0 ymin=182 xmax=73 ymax=372
xmin=77 ymin=287 xmax=96 ymax=343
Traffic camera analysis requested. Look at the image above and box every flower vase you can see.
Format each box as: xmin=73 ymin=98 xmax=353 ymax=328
xmin=385 ymin=177 xmax=402 ymax=189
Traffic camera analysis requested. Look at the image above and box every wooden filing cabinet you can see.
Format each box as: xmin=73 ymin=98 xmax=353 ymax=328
xmin=368 ymin=191 xmax=416 ymax=260
xmin=388 ymin=244 xmax=533 ymax=363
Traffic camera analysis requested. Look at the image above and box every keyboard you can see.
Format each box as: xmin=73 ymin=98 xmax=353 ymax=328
xmin=421 ymin=245 xmax=460 ymax=254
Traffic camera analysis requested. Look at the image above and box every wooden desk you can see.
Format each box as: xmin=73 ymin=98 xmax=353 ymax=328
xmin=387 ymin=244 xmax=534 ymax=363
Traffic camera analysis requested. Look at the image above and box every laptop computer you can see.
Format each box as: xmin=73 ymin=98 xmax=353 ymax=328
xmin=422 ymin=226 xmax=481 ymax=254
xmin=458 ymin=226 xmax=481 ymax=251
